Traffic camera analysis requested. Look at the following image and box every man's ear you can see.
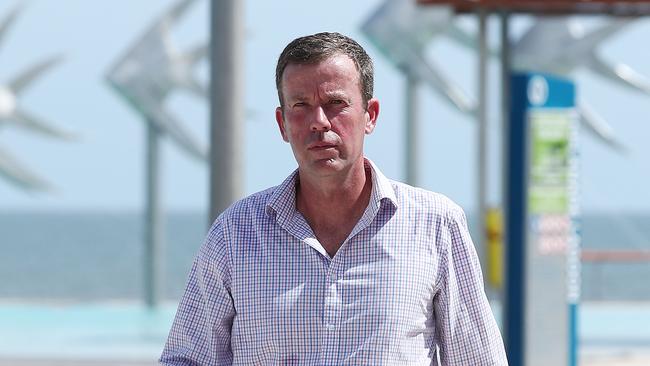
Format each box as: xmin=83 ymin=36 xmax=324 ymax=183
xmin=276 ymin=107 xmax=289 ymax=142
xmin=364 ymin=98 xmax=380 ymax=135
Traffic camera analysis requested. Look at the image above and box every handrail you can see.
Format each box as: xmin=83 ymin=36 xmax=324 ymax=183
xmin=581 ymin=249 xmax=650 ymax=262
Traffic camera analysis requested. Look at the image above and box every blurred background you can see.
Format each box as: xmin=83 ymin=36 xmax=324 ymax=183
xmin=0 ymin=0 xmax=648 ymax=365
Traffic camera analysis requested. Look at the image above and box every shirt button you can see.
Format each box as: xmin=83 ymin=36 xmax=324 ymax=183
xmin=325 ymin=323 xmax=335 ymax=331
xmin=330 ymin=272 xmax=337 ymax=281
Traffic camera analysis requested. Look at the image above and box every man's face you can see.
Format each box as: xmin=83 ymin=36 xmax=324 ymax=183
xmin=276 ymin=54 xmax=379 ymax=178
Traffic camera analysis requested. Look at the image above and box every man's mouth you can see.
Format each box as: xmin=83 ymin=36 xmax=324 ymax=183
xmin=308 ymin=143 xmax=337 ymax=150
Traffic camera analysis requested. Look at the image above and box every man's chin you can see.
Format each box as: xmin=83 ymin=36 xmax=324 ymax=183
xmin=302 ymin=158 xmax=347 ymax=175
xmin=313 ymin=158 xmax=342 ymax=169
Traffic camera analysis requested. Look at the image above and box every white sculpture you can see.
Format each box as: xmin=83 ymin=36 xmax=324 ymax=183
xmin=107 ymin=0 xmax=207 ymax=160
xmin=0 ymin=4 xmax=71 ymax=191
xmin=0 ymin=146 xmax=50 ymax=191
xmin=361 ymin=0 xmax=650 ymax=150
xmin=361 ymin=0 xmax=478 ymax=116
xmin=512 ymin=16 xmax=649 ymax=150
xmin=106 ymin=0 xmax=207 ymax=307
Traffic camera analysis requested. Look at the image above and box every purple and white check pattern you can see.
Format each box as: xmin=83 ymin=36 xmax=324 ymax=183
xmin=160 ymin=160 xmax=508 ymax=365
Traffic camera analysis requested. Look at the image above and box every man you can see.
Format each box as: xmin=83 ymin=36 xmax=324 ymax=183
xmin=160 ymin=32 xmax=507 ymax=365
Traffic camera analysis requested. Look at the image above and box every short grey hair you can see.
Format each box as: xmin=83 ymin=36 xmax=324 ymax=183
xmin=275 ymin=32 xmax=374 ymax=107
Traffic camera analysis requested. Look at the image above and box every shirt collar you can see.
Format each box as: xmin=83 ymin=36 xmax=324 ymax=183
xmin=265 ymin=158 xmax=398 ymax=226
xmin=265 ymin=168 xmax=299 ymax=226
xmin=365 ymin=158 xmax=398 ymax=210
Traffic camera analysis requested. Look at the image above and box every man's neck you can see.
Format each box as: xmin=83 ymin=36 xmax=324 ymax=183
xmin=295 ymin=160 xmax=373 ymax=256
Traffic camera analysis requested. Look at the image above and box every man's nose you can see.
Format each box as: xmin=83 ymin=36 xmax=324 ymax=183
xmin=310 ymin=106 xmax=331 ymax=132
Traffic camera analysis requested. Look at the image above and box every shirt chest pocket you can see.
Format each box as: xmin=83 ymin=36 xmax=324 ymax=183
xmin=338 ymin=259 xmax=436 ymax=337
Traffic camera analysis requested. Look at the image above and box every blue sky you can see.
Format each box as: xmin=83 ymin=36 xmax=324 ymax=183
xmin=1 ymin=0 xmax=649 ymax=213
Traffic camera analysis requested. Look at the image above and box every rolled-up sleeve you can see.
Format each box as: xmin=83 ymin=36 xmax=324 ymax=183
xmin=160 ymin=220 xmax=235 ymax=365
xmin=433 ymin=205 xmax=508 ymax=365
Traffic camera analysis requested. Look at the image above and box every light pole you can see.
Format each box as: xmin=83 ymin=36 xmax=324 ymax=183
xmin=209 ymin=0 xmax=245 ymax=224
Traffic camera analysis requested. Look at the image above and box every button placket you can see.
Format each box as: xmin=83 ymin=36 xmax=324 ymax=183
xmin=323 ymin=272 xmax=340 ymax=330
xmin=320 ymin=262 xmax=342 ymax=363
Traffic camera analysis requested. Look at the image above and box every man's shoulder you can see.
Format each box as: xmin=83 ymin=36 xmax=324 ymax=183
xmin=201 ymin=186 xmax=280 ymax=259
xmin=388 ymin=179 xmax=466 ymax=219
xmin=217 ymin=185 xmax=278 ymax=222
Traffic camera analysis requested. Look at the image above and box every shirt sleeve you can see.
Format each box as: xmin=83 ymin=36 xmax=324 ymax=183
xmin=433 ymin=205 xmax=508 ymax=365
xmin=160 ymin=220 xmax=235 ymax=365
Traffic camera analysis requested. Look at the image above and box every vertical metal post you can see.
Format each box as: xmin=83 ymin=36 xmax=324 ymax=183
xmin=500 ymin=11 xmax=511 ymax=264
xmin=477 ymin=9 xmax=489 ymax=292
xmin=405 ymin=72 xmax=419 ymax=186
xmin=144 ymin=122 xmax=163 ymax=308
xmin=209 ymin=0 xmax=245 ymax=224
xmin=501 ymin=10 xmax=526 ymax=366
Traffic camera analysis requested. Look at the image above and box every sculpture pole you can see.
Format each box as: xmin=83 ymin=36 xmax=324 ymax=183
xmin=477 ymin=9 xmax=490 ymax=293
xmin=106 ymin=0 xmax=206 ymax=308
xmin=144 ymin=121 xmax=163 ymax=308
xmin=405 ymin=71 xmax=419 ymax=186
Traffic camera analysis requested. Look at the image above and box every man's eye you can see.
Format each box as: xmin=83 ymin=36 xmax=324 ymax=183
xmin=330 ymin=99 xmax=344 ymax=105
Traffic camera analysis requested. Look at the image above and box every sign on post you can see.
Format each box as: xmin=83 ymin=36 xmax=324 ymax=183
xmin=506 ymin=73 xmax=580 ymax=366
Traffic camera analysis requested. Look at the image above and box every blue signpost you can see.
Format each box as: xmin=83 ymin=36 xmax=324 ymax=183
xmin=506 ymin=72 xmax=580 ymax=366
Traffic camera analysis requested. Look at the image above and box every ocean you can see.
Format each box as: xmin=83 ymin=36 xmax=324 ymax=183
xmin=0 ymin=211 xmax=648 ymax=302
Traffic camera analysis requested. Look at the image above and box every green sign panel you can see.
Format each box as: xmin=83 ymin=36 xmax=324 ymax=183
xmin=529 ymin=109 xmax=572 ymax=215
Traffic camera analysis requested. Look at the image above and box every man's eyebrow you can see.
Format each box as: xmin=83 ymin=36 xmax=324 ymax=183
xmin=285 ymin=91 xmax=349 ymax=103
xmin=324 ymin=91 xmax=349 ymax=100
xmin=285 ymin=94 xmax=308 ymax=102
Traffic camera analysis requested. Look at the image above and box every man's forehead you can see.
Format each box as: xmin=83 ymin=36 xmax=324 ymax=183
xmin=283 ymin=57 xmax=360 ymax=89
xmin=283 ymin=54 xmax=357 ymax=78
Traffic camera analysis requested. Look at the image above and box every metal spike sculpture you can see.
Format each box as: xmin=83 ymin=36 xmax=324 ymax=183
xmin=0 ymin=4 xmax=71 ymax=191
xmin=361 ymin=0 xmax=482 ymax=187
xmin=0 ymin=145 xmax=50 ymax=191
xmin=512 ymin=16 xmax=649 ymax=151
xmin=361 ymin=0 xmax=478 ymax=116
xmin=106 ymin=0 xmax=207 ymax=308
xmin=107 ymin=0 xmax=207 ymax=160
xmin=361 ymin=0 xmax=646 ymax=152
xmin=439 ymin=15 xmax=643 ymax=150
